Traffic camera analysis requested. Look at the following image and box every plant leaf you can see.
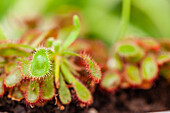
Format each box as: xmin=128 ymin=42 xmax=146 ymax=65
xmin=25 ymin=81 xmax=40 ymax=104
xmin=61 ymin=15 xmax=80 ymax=52
xmin=157 ymin=52 xmax=170 ymax=65
xmin=73 ymin=78 xmax=92 ymax=105
xmin=141 ymin=54 xmax=158 ymax=82
xmin=0 ymin=43 xmax=35 ymax=50
xmin=20 ymin=58 xmax=31 ymax=78
xmin=53 ymin=40 xmax=61 ymax=53
xmin=5 ymin=62 xmax=16 ymax=74
xmin=55 ymin=56 xmax=60 ymax=88
xmin=59 ymin=74 xmax=71 ymax=105
xmin=30 ymin=49 xmax=50 ymax=78
xmin=108 ymin=55 xmax=123 ymax=71
xmin=61 ymin=63 xmax=75 ymax=84
xmin=40 ymin=77 xmax=55 ymax=100
xmin=79 ymin=54 xmax=101 ymax=83
xmin=0 ymin=75 xmax=5 ymax=96
xmin=0 ymin=43 xmax=34 ymax=57
xmin=46 ymin=38 xmax=54 ymax=48
xmin=100 ymin=71 xmax=121 ymax=91
xmin=0 ymin=47 xmax=30 ymax=57
xmin=116 ymin=42 xmax=140 ymax=57
xmin=137 ymin=38 xmax=160 ymax=51
xmin=4 ymin=70 xmax=23 ymax=88
xmin=124 ymin=64 xmax=142 ymax=86
xmin=116 ymin=42 xmax=144 ymax=62
xmin=11 ymin=87 xmax=24 ymax=101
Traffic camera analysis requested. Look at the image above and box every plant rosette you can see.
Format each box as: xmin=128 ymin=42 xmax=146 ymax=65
xmin=100 ymin=37 xmax=160 ymax=92
xmin=0 ymin=15 xmax=102 ymax=109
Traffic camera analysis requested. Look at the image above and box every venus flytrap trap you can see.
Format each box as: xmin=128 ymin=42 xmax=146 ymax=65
xmin=0 ymin=15 xmax=102 ymax=109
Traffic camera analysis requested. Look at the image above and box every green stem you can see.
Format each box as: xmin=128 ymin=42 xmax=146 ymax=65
xmin=54 ymin=56 xmax=60 ymax=88
xmin=114 ymin=0 xmax=131 ymax=43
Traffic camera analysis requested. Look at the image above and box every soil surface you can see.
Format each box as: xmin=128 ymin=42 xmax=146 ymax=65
xmin=0 ymin=77 xmax=170 ymax=113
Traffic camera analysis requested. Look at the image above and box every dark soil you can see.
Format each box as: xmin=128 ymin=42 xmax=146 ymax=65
xmin=0 ymin=77 xmax=170 ymax=113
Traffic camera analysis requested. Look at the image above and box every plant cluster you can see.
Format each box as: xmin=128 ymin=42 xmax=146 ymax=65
xmin=157 ymin=39 xmax=170 ymax=82
xmin=100 ymin=37 xmax=170 ymax=92
xmin=1 ymin=0 xmax=170 ymax=108
xmin=0 ymin=15 xmax=102 ymax=109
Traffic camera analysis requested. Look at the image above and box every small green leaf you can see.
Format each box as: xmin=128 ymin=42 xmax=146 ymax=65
xmin=30 ymin=49 xmax=50 ymax=78
xmin=25 ymin=81 xmax=39 ymax=104
xmin=59 ymin=74 xmax=71 ymax=105
xmin=20 ymin=59 xmax=31 ymax=77
xmin=5 ymin=62 xmax=16 ymax=73
xmin=0 ymin=47 xmax=30 ymax=57
xmin=141 ymin=55 xmax=158 ymax=81
xmin=4 ymin=70 xmax=23 ymax=88
xmin=46 ymin=38 xmax=54 ymax=48
xmin=108 ymin=55 xmax=123 ymax=71
xmin=53 ymin=40 xmax=61 ymax=53
xmin=116 ymin=42 xmax=144 ymax=62
xmin=11 ymin=87 xmax=24 ymax=101
xmin=79 ymin=54 xmax=101 ymax=83
xmin=40 ymin=77 xmax=55 ymax=100
xmin=61 ymin=63 xmax=92 ymax=104
xmin=116 ymin=42 xmax=139 ymax=57
xmin=0 ymin=43 xmax=34 ymax=57
xmin=157 ymin=52 xmax=170 ymax=65
xmin=0 ymin=75 xmax=5 ymax=96
xmin=127 ymin=48 xmax=144 ymax=63
xmin=100 ymin=71 xmax=121 ymax=91
xmin=73 ymin=79 xmax=92 ymax=105
xmin=61 ymin=63 xmax=75 ymax=84
xmin=61 ymin=15 xmax=80 ymax=52
xmin=137 ymin=38 xmax=160 ymax=51
xmin=0 ymin=43 xmax=35 ymax=50
xmin=73 ymin=15 xmax=80 ymax=29
xmin=116 ymin=42 xmax=141 ymax=56
xmin=124 ymin=64 xmax=142 ymax=86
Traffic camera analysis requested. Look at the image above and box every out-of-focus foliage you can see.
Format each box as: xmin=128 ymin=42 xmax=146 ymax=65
xmin=1 ymin=0 xmax=170 ymax=46
xmin=0 ymin=0 xmax=17 ymax=20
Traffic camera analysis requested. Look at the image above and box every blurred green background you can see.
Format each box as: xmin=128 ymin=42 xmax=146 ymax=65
xmin=1 ymin=0 xmax=170 ymax=46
